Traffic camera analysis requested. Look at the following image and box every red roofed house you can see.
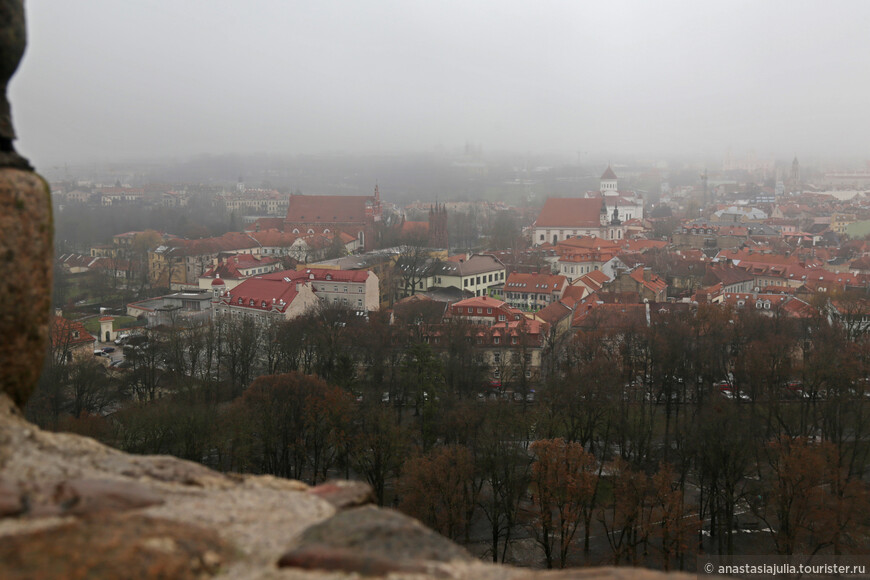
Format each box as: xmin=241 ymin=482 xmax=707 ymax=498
xmin=214 ymin=267 xmax=380 ymax=320
xmin=449 ymin=296 xmax=525 ymax=326
xmin=571 ymin=269 xmax=611 ymax=295
xmin=556 ymin=247 xmax=618 ymax=282
xmin=49 ymin=316 xmax=97 ymax=363
xmin=265 ymin=268 xmax=380 ymax=312
xmin=503 ymin=272 xmax=568 ymax=312
xmin=213 ymin=276 xmax=319 ymax=322
xmin=197 ymin=254 xmax=281 ymax=291
xmin=603 ymin=267 xmax=668 ymax=302
xmin=533 ymin=301 xmax=574 ymax=340
xmin=444 ymin=299 xmax=548 ymax=387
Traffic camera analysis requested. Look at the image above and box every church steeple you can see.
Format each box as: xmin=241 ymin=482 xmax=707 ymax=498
xmin=600 ymin=165 xmax=618 ymax=195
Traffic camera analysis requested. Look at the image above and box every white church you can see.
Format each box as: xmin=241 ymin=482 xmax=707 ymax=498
xmin=586 ymin=166 xmax=645 ymax=224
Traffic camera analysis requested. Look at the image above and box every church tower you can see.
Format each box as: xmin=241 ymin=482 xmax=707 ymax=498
xmin=600 ymin=165 xmax=618 ymax=195
xmin=790 ymin=156 xmax=800 ymax=183
xmin=428 ymin=203 xmax=448 ymax=249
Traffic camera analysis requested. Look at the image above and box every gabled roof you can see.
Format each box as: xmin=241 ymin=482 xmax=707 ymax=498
xmin=535 ymin=198 xmax=604 ymax=228
xmin=573 ymin=302 xmax=647 ymax=330
xmin=437 ymin=254 xmax=505 ymax=277
xmin=264 ymin=268 xmax=371 ymax=284
xmin=51 ymin=316 xmax=96 ymax=349
xmin=619 ymin=239 xmax=667 ymax=252
xmin=285 ymin=195 xmax=375 ymax=224
xmin=560 ymin=285 xmax=588 ymax=306
xmin=504 ymin=272 xmax=567 ymax=295
xmin=246 ymin=218 xmax=285 ymax=232
xmin=201 ymin=254 xmax=279 ymax=280
xmin=555 ymin=236 xmax=620 ymax=254
xmin=452 ymin=296 xmax=507 ymax=310
xmin=535 ymin=301 xmax=572 ymax=325
xmin=629 ymin=268 xmax=668 ymax=294
xmin=217 ymin=277 xmax=304 ymax=314
xmin=572 ymin=270 xmax=610 ymax=293
xmin=704 ymin=264 xmax=755 ymax=287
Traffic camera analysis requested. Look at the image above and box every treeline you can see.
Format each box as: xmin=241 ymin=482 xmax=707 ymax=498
xmin=27 ymin=301 xmax=870 ymax=568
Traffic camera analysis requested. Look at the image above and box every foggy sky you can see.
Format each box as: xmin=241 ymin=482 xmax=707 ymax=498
xmin=10 ymin=1 xmax=870 ymax=167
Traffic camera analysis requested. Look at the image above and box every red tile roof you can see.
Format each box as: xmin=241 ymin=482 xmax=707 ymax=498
xmin=452 ymin=296 xmax=507 ymax=310
xmin=265 ymin=268 xmax=371 ymax=284
xmin=217 ymin=278 xmax=304 ymax=314
xmin=285 ymin=195 xmax=375 ymax=224
xmin=51 ymin=317 xmax=96 ymax=349
xmin=535 ymin=198 xmax=604 ymax=228
xmin=504 ymin=272 xmax=567 ymax=295
xmin=202 ymin=254 xmax=280 ymax=280
xmin=629 ymin=268 xmax=667 ymax=294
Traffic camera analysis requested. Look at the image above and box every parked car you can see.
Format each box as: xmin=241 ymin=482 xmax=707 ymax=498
xmin=102 ymin=346 xmax=115 ymax=354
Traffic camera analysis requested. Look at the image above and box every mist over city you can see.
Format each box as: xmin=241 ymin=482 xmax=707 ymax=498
xmin=11 ymin=0 xmax=870 ymax=167
xmin=7 ymin=1 xmax=870 ymax=576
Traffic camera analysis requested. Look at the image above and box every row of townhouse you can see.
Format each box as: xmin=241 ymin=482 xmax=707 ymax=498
xmin=148 ymin=230 xmax=358 ymax=288
xmin=409 ymin=296 xmax=551 ymax=387
xmin=220 ymin=190 xmax=289 ymax=216
xmin=212 ymin=268 xmax=379 ymax=322
xmin=58 ymin=253 xmax=143 ymax=281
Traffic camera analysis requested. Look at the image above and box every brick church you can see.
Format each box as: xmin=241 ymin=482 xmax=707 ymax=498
xmin=282 ymin=186 xmax=383 ymax=251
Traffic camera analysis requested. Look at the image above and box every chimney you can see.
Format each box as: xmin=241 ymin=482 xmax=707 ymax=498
xmin=643 ymin=268 xmax=652 ymax=282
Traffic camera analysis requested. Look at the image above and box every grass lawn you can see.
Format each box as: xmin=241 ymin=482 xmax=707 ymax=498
xmin=83 ymin=315 xmax=138 ymax=335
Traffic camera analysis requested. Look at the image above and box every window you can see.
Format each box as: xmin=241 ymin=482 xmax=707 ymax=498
xmin=512 ymin=337 xmax=517 ymax=345
xmin=358 ymin=287 xmax=363 ymax=292
xmin=524 ymin=353 xmax=531 ymax=363
xmin=477 ymin=308 xmax=483 ymax=314
xmin=494 ymin=337 xmax=500 ymax=345
xmin=494 ymin=352 xmax=501 ymax=362
xmin=487 ymin=308 xmax=492 ymax=314
xmin=499 ymin=314 xmax=506 ymax=321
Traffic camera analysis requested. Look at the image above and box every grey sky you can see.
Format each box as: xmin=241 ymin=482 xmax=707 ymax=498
xmin=10 ymin=1 xmax=870 ymax=166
